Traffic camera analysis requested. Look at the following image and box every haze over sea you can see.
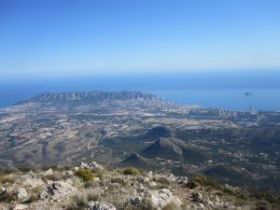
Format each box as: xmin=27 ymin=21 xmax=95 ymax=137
xmin=1 ymin=71 xmax=280 ymax=111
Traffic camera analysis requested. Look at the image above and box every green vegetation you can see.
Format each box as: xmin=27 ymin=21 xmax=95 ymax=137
xmin=75 ymin=169 xmax=94 ymax=182
xmin=192 ymin=175 xmax=221 ymax=190
xmin=254 ymin=192 xmax=280 ymax=205
xmin=122 ymin=167 xmax=140 ymax=176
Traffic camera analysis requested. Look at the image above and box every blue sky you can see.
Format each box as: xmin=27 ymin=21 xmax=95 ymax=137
xmin=0 ymin=0 xmax=280 ymax=79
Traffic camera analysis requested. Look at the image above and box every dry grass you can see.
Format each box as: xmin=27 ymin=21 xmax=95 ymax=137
xmin=24 ymin=186 xmax=43 ymax=203
xmin=65 ymin=190 xmax=100 ymax=210
xmin=0 ymin=174 xmax=15 ymax=185
xmin=162 ymin=202 xmax=182 ymax=210
xmin=41 ymin=173 xmax=62 ymax=182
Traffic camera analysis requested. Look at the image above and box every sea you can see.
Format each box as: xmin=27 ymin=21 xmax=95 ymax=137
xmin=1 ymin=72 xmax=280 ymax=111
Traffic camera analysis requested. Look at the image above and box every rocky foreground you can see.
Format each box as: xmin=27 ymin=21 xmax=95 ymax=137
xmin=0 ymin=163 xmax=279 ymax=210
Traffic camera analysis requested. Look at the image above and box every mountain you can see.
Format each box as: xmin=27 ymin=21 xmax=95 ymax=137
xmin=141 ymin=138 xmax=207 ymax=163
xmin=27 ymin=91 xmax=159 ymax=102
xmin=141 ymin=138 xmax=184 ymax=160
xmin=119 ymin=152 xmax=158 ymax=170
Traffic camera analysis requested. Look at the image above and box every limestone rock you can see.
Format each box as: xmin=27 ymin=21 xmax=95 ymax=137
xmin=88 ymin=201 xmax=116 ymax=210
xmin=145 ymin=188 xmax=182 ymax=210
xmin=177 ymin=176 xmax=188 ymax=185
xmin=44 ymin=168 xmax=53 ymax=176
xmin=13 ymin=204 xmax=28 ymax=210
xmin=91 ymin=161 xmax=104 ymax=170
xmin=0 ymin=187 xmax=6 ymax=195
xmin=16 ymin=187 xmax=28 ymax=201
xmin=192 ymin=192 xmax=203 ymax=203
xmin=40 ymin=181 xmax=75 ymax=200
xmin=129 ymin=196 xmax=142 ymax=206
xmin=80 ymin=162 xmax=91 ymax=169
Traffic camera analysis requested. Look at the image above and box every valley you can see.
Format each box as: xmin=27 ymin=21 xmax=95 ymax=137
xmin=0 ymin=91 xmax=279 ymax=193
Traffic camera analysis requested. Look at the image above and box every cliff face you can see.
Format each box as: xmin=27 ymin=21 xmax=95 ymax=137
xmin=0 ymin=163 xmax=279 ymax=210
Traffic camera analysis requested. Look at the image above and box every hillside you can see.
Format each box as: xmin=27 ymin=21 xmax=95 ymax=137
xmin=1 ymin=164 xmax=279 ymax=210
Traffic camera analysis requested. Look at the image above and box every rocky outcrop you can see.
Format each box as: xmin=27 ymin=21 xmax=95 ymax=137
xmin=40 ymin=181 xmax=76 ymax=200
xmin=88 ymin=201 xmax=116 ymax=210
xmin=0 ymin=165 xmax=275 ymax=210
xmin=147 ymin=188 xmax=183 ymax=210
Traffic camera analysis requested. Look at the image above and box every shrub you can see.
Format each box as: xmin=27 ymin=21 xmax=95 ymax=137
xmin=192 ymin=175 xmax=221 ymax=190
xmin=123 ymin=167 xmax=139 ymax=176
xmin=0 ymin=189 xmax=15 ymax=202
xmin=75 ymin=169 xmax=94 ymax=182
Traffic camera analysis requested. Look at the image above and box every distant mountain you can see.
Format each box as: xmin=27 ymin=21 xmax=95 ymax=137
xmin=119 ymin=152 xmax=158 ymax=170
xmin=141 ymin=138 xmax=207 ymax=163
xmin=27 ymin=91 xmax=160 ymax=102
xmin=143 ymin=126 xmax=172 ymax=140
xmin=141 ymin=138 xmax=183 ymax=160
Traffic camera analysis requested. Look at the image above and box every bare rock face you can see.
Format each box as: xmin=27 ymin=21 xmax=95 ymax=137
xmin=88 ymin=201 xmax=116 ymax=210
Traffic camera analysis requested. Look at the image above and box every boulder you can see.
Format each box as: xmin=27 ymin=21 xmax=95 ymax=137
xmin=149 ymin=182 xmax=157 ymax=187
xmin=63 ymin=170 xmax=74 ymax=179
xmin=147 ymin=171 xmax=154 ymax=179
xmin=166 ymin=174 xmax=177 ymax=183
xmin=177 ymin=176 xmax=188 ymax=185
xmin=88 ymin=201 xmax=116 ymax=210
xmin=0 ymin=187 xmax=6 ymax=195
xmin=192 ymin=192 xmax=203 ymax=203
xmin=91 ymin=161 xmax=104 ymax=170
xmin=129 ymin=196 xmax=142 ymax=206
xmin=80 ymin=162 xmax=91 ymax=169
xmin=145 ymin=188 xmax=182 ymax=210
xmin=93 ymin=177 xmax=101 ymax=182
xmin=44 ymin=168 xmax=53 ymax=176
xmin=16 ymin=187 xmax=28 ymax=201
xmin=40 ymin=181 xmax=75 ymax=200
xmin=13 ymin=204 xmax=28 ymax=210
xmin=27 ymin=171 xmax=36 ymax=179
